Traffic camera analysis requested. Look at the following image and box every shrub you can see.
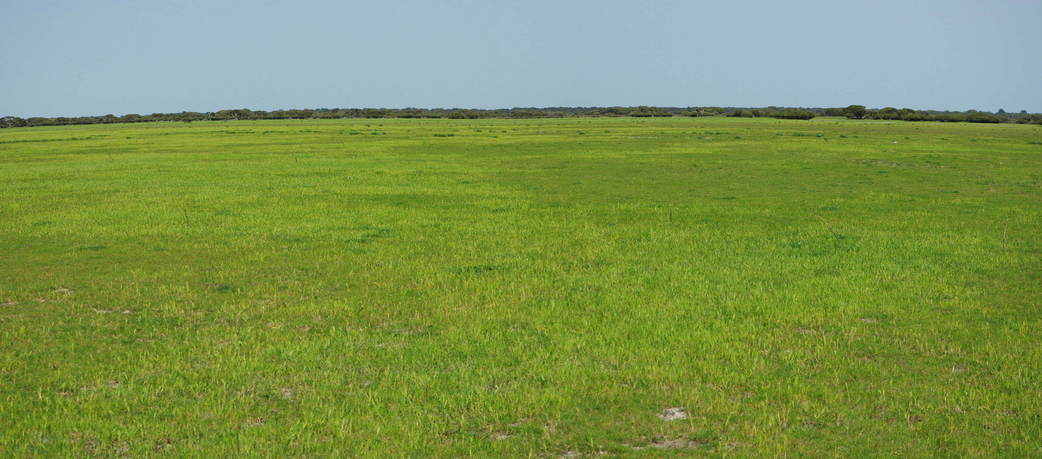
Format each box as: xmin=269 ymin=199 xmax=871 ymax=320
xmin=965 ymin=112 xmax=1003 ymax=124
xmin=770 ymin=109 xmax=816 ymax=120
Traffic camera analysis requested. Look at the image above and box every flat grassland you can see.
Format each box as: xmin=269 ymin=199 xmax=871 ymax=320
xmin=1 ymin=117 xmax=1040 ymax=456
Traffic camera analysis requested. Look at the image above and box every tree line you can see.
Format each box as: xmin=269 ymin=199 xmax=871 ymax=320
xmin=2 ymin=105 xmax=1040 ymax=128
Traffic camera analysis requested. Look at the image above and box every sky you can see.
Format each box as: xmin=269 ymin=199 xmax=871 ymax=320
xmin=2 ymin=0 xmax=1041 ymax=117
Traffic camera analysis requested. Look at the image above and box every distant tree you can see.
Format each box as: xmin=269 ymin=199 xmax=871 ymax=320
xmin=631 ymin=106 xmax=670 ymax=117
xmin=174 ymin=112 xmax=205 ymax=122
xmin=770 ymin=109 xmax=816 ymax=120
xmin=213 ymin=109 xmax=252 ymax=121
xmin=596 ymin=107 xmax=630 ymax=116
xmin=363 ymin=108 xmax=390 ymax=118
xmin=899 ymin=109 xmax=927 ymax=121
xmin=965 ymin=112 xmax=1002 ymax=123
xmin=843 ymin=105 xmax=867 ymax=119
xmin=0 ymin=116 xmax=27 ymax=128
xmin=873 ymin=107 xmax=902 ymax=120
xmin=510 ymin=109 xmax=548 ymax=118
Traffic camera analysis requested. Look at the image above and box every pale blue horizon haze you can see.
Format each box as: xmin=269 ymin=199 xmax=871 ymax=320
xmin=2 ymin=0 xmax=1041 ymax=117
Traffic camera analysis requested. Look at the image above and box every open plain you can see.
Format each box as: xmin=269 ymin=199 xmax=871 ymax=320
xmin=1 ymin=117 xmax=1041 ymax=456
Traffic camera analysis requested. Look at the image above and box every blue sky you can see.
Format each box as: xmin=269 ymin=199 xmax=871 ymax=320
xmin=2 ymin=0 xmax=1040 ymax=117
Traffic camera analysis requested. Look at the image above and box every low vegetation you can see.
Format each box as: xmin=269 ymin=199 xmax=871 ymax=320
xmin=2 ymin=117 xmax=1040 ymax=456
xmin=3 ymin=105 xmax=1040 ymax=128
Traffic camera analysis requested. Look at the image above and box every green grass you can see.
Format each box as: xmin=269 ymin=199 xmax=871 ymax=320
xmin=1 ymin=117 xmax=1041 ymax=456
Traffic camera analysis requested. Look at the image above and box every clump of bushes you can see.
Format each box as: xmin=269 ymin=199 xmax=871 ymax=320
xmin=770 ymin=109 xmax=816 ymax=120
xmin=843 ymin=107 xmax=1027 ymax=124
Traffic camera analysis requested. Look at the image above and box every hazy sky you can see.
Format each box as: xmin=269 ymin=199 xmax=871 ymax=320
xmin=2 ymin=0 xmax=1041 ymax=117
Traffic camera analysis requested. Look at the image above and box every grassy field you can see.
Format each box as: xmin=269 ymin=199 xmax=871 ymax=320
xmin=1 ymin=117 xmax=1040 ymax=456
